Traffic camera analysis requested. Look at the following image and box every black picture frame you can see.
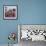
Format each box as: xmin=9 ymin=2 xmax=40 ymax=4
xmin=3 ymin=5 xmax=18 ymax=20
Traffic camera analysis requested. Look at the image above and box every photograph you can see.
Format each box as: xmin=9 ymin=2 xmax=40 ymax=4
xmin=3 ymin=5 xmax=17 ymax=20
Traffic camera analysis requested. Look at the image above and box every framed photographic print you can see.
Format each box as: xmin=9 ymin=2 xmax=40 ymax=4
xmin=3 ymin=5 xmax=18 ymax=20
